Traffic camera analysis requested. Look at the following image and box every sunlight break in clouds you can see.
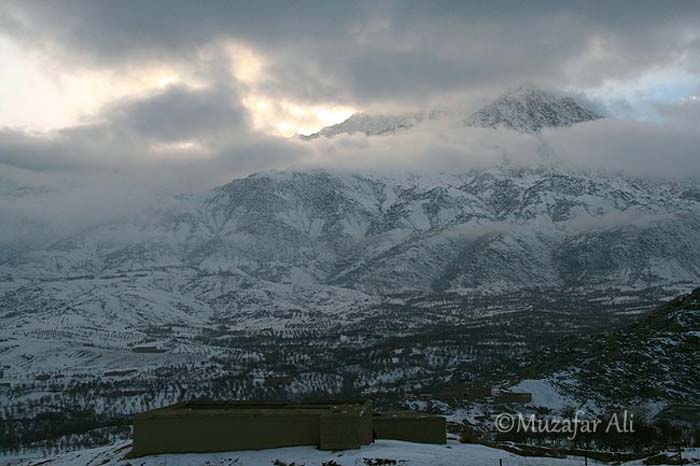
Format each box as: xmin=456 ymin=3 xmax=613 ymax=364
xmin=243 ymin=94 xmax=356 ymax=137
xmin=225 ymin=41 xmax=356 ymax=137
xmin=0 ymin=32 xmax=357 ymax=139
xmin=148 ymin=139 xmax=210 ymax=159
xmin=0 ymin=35 xmax=207 ymax=132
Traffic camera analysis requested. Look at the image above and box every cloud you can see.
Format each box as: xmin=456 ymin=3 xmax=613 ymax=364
xmin=1 ymin=104 xmax=699 ymax=252
xmin=0 ymin=1 xmax=699 ymax=248
xmin=106 ymin=85 xmax=247 ymax=142
xmin=2 ymin=1 xmax=700 ymax=107
xmin=300 ymin=121 xmax=539 ymax=174
xmin=543 ymin=117 xmax=700 ymax=180
xmin=0 ymin=81 xmax=310 ymax=197
xmin=0 ymin=81 xmax=310 ymax=246
xmin=655 ymin=98 xmax=700 ymax=125
xmin=294 ymin=108 xmax=700 ymax=182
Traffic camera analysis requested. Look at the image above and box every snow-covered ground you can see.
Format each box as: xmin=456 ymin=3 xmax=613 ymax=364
xmin=509 ymin=378 xmax=576 ymax=412
xmin=0 ymin=440 xmax=601 ymax=466
xmin=5 ymin=440 xmax=700 ymax=466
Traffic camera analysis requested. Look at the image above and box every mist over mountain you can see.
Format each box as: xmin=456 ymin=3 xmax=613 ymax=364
xmin=3 ymin=88 xmax=699 ymax=369
xmin=4 ymin=166 xmax=699 ymax=288
xmin=2 ymin=165 xmax=700 ymax=373
xmin=302 ymin=86 xmax=604 ymax=139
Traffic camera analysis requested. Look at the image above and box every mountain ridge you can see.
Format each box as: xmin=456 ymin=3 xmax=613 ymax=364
xmin=301 ymin=85 xmax=603 ymax=139
xmin=4 ymin=166 xmax=700 ymax=288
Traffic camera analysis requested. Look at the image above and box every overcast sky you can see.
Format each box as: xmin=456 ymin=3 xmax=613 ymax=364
xmin=0 ymin=0 xmax=699 ymax=215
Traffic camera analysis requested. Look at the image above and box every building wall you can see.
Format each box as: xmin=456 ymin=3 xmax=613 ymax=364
xmin=436 ymin=383 xmax=492 ymax=401
xmin=129 ymin=402 xmax=440 ymax=457
xmin=494 ymin=392 xmax=532 ymax=404
xmin=373 ymin=415 xmax=446 ymax=445
xmin=131 ymin=412 xmax=322 ymax=457
xmin=319 ymin=412 xmax=373 ymax=450
xmin=131 ymin=408 xmax=374 ymax=457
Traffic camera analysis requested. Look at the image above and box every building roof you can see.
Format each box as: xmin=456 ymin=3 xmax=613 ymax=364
xmin=135 ymin=400 xmax=372 ymax=419
xmin=373 ymin=410 xmax=445 ymax=420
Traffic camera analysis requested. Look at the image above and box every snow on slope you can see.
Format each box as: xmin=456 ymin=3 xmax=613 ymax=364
xmin=301 ymin=112 xmax=427 ymax=139
xmin=508 ymin=378 xmax=573 ymax=412
xmin=464 ymin=86 xmax=602 ymax=132
xmin=2 ymin=166 xmax=700 ymax=376
xmin=517 ymin=288 xmax=700 ymax=407
xmin=302 ymin=85 xmax=603 ymax=139
xmin=3 ymin=440 xmax=608 ymax=466
xmin=12 ymin=440 xmax=700 ymax=466
xmin=3 ymin=167 xmax=700 ymax=326
xmin=5 ymin=167 xmax=699 ymax=287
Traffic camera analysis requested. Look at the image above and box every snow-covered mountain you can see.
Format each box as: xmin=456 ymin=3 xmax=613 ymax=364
xmin=3 ymin=167 xmax=699 ymax=455
xmin=1 ymin=86 xmax=694 ymax=459
xmin=464 ymin=86 xmax=602 ymax=132
xmin=2 ymin=166 xmax=700 ymax=359
xmin=4 ymin=167 xmax=700 ymax=290
xmin=302 ymin=86 xmax=603 ymax=138
xmin=300 ymin=112 xmax=427 ymax=139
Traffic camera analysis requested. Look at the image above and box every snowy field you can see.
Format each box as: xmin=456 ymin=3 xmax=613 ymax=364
xmin=0 ymin=440 xmax=603 ymax=466
xmin=5 ymin=440 xmax=698 ymax=466
xmin=13 ymin=441 xmax=700 ymax=466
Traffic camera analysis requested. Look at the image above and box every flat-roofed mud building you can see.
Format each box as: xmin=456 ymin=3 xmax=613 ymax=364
xmin=129 ymin=400 xmax=373 ymax=457
xmin=373 ymin=411 xmax=446 ymax=445
xmin=129 ymin=400 xmax=446 ymax=457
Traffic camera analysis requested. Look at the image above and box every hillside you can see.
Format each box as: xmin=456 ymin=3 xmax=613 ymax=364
xmin=2 ymin=167 xmax=700 ymax=374
xmin=520 ymin=288 xmax=700 ymax=407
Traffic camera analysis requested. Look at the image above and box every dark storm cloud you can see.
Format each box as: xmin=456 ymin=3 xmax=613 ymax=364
xmin=0 ymin=83 xmax=305 ymax=183
xmin=0 ymin=1 xmax=368 ymax=60
xmin=3 ymin=0 xmax=699 ymax=105
xmin=0 ymin=0 xmax=698 ymax=178
xmin=106 ymin=85 xmax=248 ymax=142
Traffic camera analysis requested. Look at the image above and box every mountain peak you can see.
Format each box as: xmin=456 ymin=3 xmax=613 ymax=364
xmin=300 ymin=112 xmax=425 ymax=139
xmin=301 ymin=85 xmax=604 ymax=139
xmin=465 ymin=85 xmax=603 ymax=132
xmin=501 ymin=83 xmax=555 ymax=97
